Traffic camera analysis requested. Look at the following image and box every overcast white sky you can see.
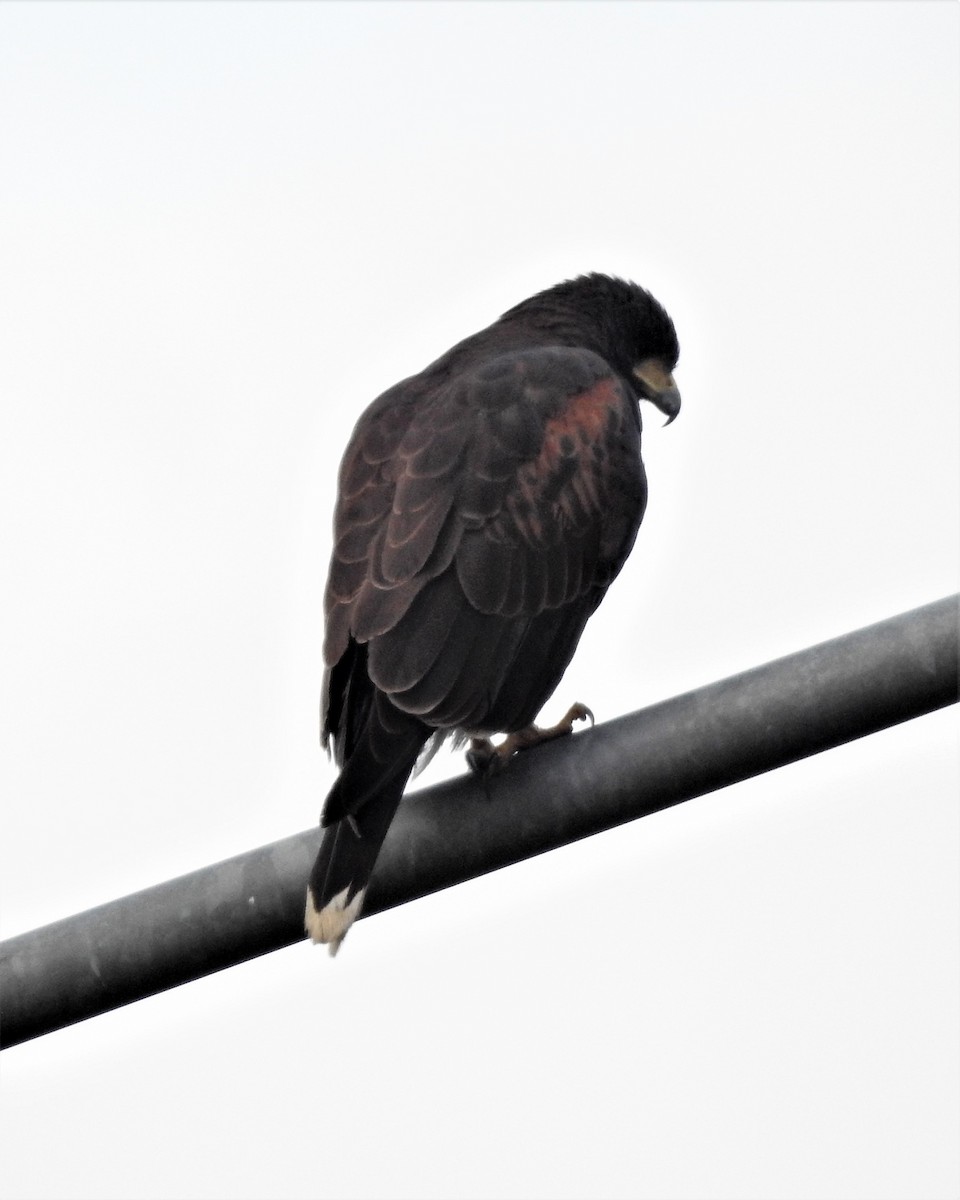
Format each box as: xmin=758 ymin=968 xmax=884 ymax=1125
xmin=1 ymin=3 xmax=958 ymax=1199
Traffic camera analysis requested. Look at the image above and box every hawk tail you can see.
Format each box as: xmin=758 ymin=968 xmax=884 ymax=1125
xmin=306 ymin=695 xmax=428 ymax=954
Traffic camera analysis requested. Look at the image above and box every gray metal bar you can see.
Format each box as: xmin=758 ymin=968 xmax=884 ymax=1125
xmin=1 ymin=594 xmax=957 ymax=1049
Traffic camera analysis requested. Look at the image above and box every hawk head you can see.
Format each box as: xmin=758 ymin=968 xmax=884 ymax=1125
xmin=503 ymin=273 xmax=681 ymax=423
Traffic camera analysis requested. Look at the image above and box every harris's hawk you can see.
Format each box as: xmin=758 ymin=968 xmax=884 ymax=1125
xmin=306 ymin=273 xmax=681 ymax=952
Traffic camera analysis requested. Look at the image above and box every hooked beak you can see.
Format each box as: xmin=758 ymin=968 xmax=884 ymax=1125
xmin=633 ymin=358 xmax=681 ymax=426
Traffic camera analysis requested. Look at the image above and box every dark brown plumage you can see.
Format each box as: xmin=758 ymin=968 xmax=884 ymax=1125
xmin=306 ymin=273 xmax=681 ymax=952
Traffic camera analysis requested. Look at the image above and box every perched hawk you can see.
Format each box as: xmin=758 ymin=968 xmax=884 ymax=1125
xmin=306 ymin=273 xmax=680 ymax=952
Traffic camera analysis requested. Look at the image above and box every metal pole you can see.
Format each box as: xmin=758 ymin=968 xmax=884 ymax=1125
xmin=1 ymin=595 xmax=957 ymax=1049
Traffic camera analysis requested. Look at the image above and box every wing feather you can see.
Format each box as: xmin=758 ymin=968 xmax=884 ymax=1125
xmin=454 ymin=529 xmax=511 ymax=612
xmin=367 ymin=572 xmax=467 ymax=695
xmin=394 ymin=608 xmax=504 ymax=726
xmin=380 ymin=491 xmax=455 ymax=584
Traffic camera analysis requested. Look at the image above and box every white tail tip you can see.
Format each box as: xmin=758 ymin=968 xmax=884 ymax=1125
xmin=304 ymin=884 xmax=366 ymax=956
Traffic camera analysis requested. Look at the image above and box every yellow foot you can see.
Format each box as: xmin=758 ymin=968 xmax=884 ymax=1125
xmin=466 ymin=703 xmax=594 ymax=776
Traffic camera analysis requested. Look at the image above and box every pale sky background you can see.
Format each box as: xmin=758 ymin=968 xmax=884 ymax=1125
xmin=1 ymin=3 xmax=958 ymax=1199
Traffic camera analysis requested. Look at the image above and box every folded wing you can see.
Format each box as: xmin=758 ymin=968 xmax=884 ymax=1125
xmin=323 ymin=345 xmax=648 ymax=772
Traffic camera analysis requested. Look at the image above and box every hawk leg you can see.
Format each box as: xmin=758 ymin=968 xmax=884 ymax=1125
xmin=466 ymin=702 xmax=595 ymax=776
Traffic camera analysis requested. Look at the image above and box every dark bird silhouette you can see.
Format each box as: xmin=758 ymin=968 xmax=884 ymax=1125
xmin=306 ymin=273 xmax=681 ymax=952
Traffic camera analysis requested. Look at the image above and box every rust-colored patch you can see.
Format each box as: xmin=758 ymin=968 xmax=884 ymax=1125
xmin=503 ymin=377 xmax=621 ymax=545
xmin=537 ymin=377 xmax=620 ymax=471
